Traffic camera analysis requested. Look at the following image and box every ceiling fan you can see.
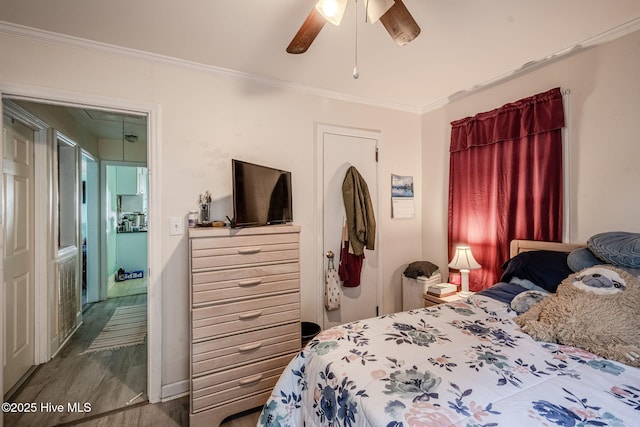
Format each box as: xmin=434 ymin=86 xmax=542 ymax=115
xmin=286 ymin=0 xmax=421 ymax=54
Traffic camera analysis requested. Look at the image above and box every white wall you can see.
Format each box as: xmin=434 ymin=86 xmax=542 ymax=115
xmin=421 ymin=29 xmax=640 ymax=277
xmin=0 ymin=30 xmax=423 ymax=395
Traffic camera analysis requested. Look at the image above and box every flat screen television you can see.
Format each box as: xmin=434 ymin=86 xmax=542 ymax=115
xmin=231 ymin=159 xmax=293 ymax=228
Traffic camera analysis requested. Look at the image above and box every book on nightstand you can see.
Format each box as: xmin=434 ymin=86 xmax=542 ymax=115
xmin=427 ymin=283 xmax=457 ymax=297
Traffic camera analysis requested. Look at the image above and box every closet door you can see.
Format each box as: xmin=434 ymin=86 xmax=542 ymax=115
xmin=318 ymin=125 xmax=380 ymax=329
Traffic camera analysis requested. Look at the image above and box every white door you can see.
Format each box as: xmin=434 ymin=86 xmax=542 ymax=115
xmin=2 ymin=113 xmax=35 ymax=393
xmin=319 ymin=125 xmax=379 ymax=329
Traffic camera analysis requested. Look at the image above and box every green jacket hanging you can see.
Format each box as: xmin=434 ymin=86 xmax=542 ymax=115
xmin=342 ymin=166 xmax=376 ymax=256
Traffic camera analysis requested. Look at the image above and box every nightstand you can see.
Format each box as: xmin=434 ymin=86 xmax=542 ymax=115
xmin=423 ymin=289 xmax=468 ymax=307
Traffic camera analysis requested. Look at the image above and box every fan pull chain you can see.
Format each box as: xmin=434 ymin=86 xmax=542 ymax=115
xmin=364 ymin=0 xmax=370 ymax=23
xmin=353 ymin=0 xmax=359 ymax=79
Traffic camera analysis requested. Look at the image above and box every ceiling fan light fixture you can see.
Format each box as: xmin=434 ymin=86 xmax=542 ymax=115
xmin=287 ymin=0 xmax=420 ymax=54
xmin=365 ymin=0 xmax=394 ymax=23
xmin=315 ymin=0 xmax=348 ymax=25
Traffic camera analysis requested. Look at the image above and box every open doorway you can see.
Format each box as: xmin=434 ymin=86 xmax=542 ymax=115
xmin=104 ymin=163 xmax=149 ymax=299
xmin=2 ymin=97 xmax=153 ymax=425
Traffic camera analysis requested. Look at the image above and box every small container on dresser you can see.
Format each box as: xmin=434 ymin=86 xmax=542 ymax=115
xmin=188 ymin=225 xmax=301 ymax=427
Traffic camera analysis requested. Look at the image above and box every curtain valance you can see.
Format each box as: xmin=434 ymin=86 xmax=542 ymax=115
xmin=450 ymin=87 xmax=565 ymax=153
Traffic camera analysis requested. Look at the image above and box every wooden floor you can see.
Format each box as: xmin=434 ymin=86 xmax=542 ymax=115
xmin=5 ymin=393 xmax=261 ymax=427
xmin=4 ymin=292 xmax=265 ymax=427
xmin=64 ymin=399 xmax=261 ymax=427
xmin=107 ymin=277 xmax=147 ymax=298
xmin=4 ymin=294 xmax=148 ymax=427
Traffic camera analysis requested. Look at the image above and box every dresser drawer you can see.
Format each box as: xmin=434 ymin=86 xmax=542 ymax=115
xmin=192 ymin=323 xmax=300 ymax=376
xmin=191 ymin=353 xmax=294 ymax=413
xmin=192 ymin=247 xmax=298 ymax=271
xmin=192 ymin=263 xmax=299 ymax=306
xmin=192 ymin=292 xmax=300 ymax=341
xmin=191 ymin=233 xmax=299 ymax=271
xmin=191 ymin=232 xmax=299 ymax=251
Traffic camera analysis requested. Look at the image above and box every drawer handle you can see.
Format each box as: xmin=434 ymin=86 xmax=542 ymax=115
xmin=238 ymin=342 xmax=263 ymax=352
xmin=238 ymin=374 xmax=263 ymax=386
xmin=238 ymin=311 xmax=262 ymax=320
xmin=237 ymin=247 xmax=261 ymax=255
xmin=238 ymin=278 xmax=262 ymax=287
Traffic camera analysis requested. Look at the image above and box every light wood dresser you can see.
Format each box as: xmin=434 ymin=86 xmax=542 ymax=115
xmin=188 ymin=225 xmax=301 ymax=427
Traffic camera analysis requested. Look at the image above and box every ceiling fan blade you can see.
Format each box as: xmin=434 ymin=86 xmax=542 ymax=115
xmin=286 ymin=7 xmax=327 ymax=54
xmin=379 ymin=0 xmax=421 ymax=47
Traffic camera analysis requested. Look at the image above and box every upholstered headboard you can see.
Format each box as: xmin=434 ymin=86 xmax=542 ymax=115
xmin=509 ymin=239 xmax=585 ymax=258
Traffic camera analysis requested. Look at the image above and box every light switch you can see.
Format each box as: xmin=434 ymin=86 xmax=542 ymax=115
xmin=170 ymin=216 xmax=184 ymax=235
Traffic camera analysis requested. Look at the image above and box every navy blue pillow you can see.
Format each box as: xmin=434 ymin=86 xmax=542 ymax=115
xmin=500 ymin=250 xmax=573 ymax=292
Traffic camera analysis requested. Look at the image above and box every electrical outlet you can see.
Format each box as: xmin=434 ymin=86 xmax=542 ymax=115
xmin=170 ymin=217 xmax=184 ymax=235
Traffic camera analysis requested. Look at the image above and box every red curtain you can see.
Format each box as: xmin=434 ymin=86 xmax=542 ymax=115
xmin=448 ymin=87 xmax=565 ymax=290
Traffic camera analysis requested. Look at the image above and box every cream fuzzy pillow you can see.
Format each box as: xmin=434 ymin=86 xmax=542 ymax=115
xmin=514 ymin=265 xmax=640 ymax=367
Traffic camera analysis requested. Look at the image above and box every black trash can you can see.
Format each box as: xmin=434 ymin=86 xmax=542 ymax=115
xmin=301 ymin=321 xmax=321 ymax=347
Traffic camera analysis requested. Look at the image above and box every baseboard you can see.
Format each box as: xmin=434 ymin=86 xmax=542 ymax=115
xmin=161 ymin=379 xmax=189 ymax=402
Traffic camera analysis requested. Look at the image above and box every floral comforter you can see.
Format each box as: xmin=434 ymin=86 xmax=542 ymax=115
xmin=258 ymin=295 xmax=640 ymax=427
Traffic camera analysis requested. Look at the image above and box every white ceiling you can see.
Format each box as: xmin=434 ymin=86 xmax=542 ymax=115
xmin=2 ymin=0 xmax=640 ymax=112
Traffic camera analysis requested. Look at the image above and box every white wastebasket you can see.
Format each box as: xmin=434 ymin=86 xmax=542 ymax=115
xmin=402 ymin=272 xmax=442 ymax=311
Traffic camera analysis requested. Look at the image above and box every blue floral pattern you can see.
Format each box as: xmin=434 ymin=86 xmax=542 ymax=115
xmin=258 ymin=296 xmax=640 ymax=426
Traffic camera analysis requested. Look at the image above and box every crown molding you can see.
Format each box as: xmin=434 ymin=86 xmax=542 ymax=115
xmin=0 ymin=20 xmax=422 ymax=114
xmin=2 ymin=17 xmax=639 ymax=116
xmin=419 ymin=17 xmax=640 ymax=114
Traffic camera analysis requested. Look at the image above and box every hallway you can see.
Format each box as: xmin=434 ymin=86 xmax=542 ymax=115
xmin=107 ymin=277 xmax=148 ymax=299
xmin=4 ymin=295 xmax=147 ymax=427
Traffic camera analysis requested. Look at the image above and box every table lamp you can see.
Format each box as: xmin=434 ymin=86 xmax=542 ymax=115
xmin=448 ymin=245 xmax=481 ymax=297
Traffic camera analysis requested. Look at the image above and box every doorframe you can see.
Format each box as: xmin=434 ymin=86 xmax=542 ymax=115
xmin=314 ymin=123 xmax=383 ymax=327
xmin=53 ymin=130 xmax=83 ymax=354
xmin=81 ymin=150 xmax=100 ymax=305
xmin=0 ymin=83 xmax=163 ymax=404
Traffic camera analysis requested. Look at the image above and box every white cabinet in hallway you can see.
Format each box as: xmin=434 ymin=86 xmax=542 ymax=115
xmin=115 ymin=165 xmax=148 ymax=196
xmin=116 ymin=165 xmax=138 ymax=194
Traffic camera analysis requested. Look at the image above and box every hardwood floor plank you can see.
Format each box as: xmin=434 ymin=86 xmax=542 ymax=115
xmin=221 ymin=407 xmax=261 ymax=427
xmin=4 ymin=292 xmax=267 ymax=427
xmin=60 ymin=398 xmax=261 ymax=427
xmin=4 ymin=296 xmax=148 ymax=427
xmin=62 ymin=398 xmax=187 ymax=427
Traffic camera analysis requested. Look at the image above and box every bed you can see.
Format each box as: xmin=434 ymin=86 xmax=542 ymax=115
xmin=257 ymin=240 xmax=640 ymax=426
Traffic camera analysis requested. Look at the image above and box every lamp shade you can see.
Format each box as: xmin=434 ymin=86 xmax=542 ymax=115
xmin=448 ymin=245 xmax=481 ymax=271
xmin=315 ymin=0 xmax=348 ymax=25
xmin=448 ymin=245 xmax=480 ymax=296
